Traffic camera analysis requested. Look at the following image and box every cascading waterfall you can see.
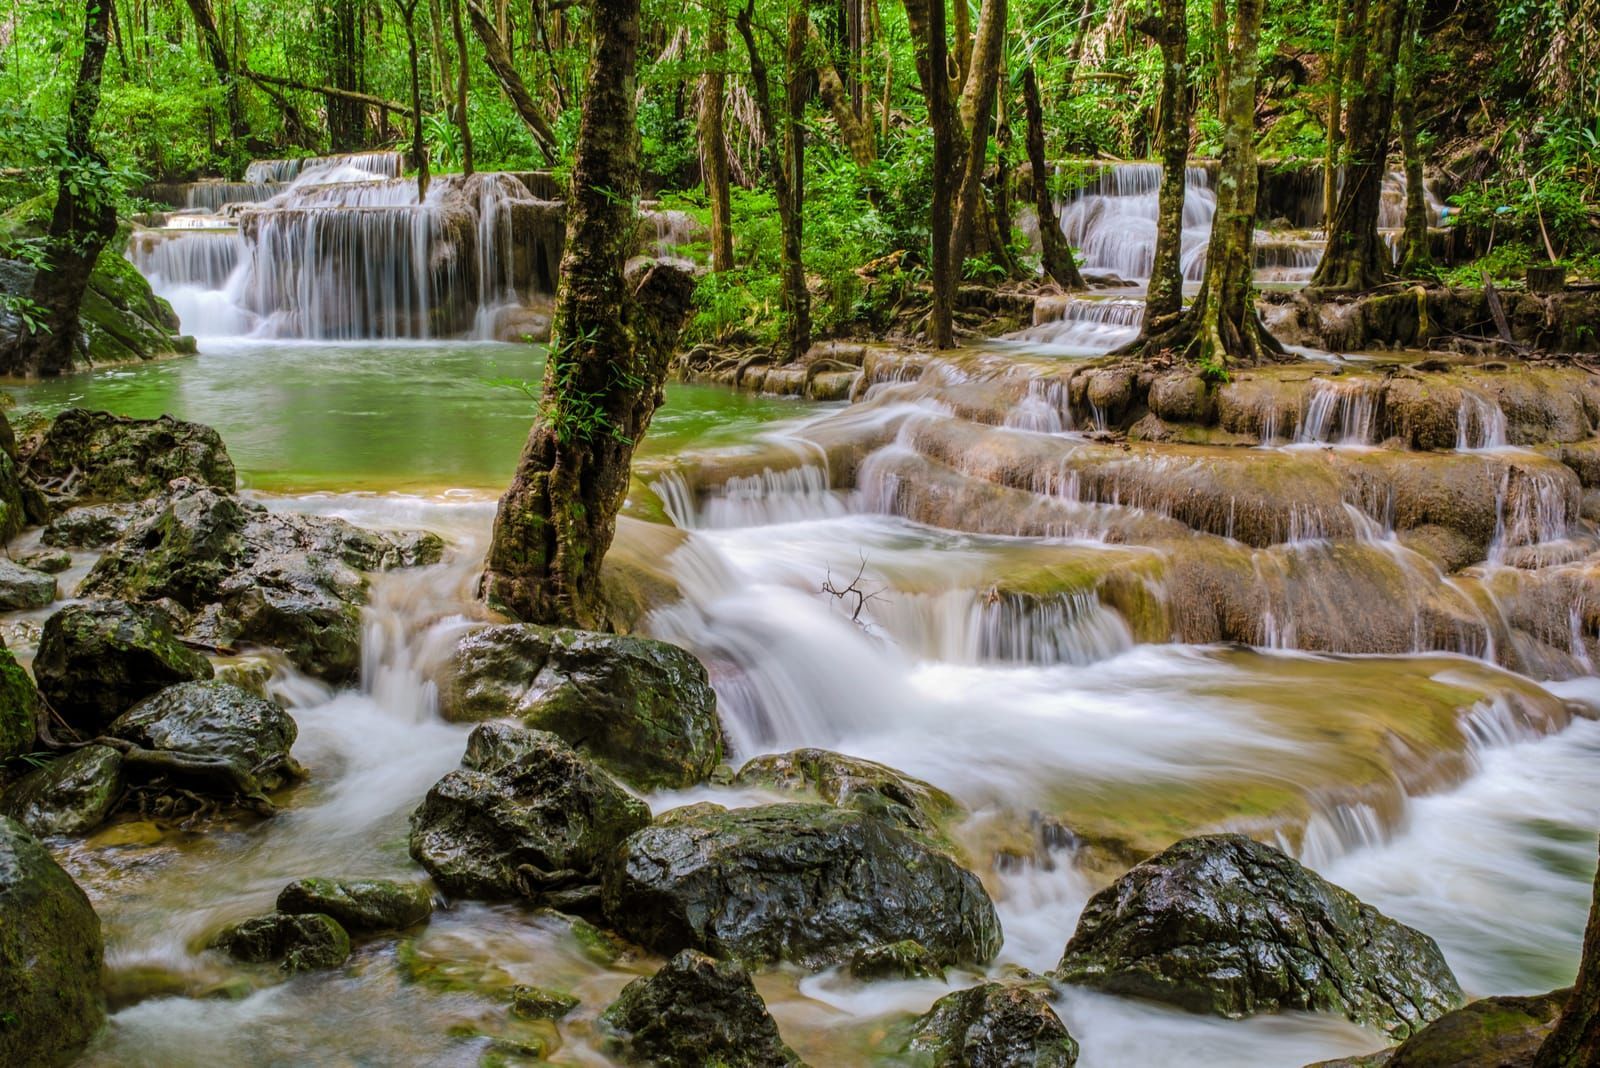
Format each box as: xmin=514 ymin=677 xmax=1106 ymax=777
xmin=1457 ymin=390 xmax=1510 ymax=451
xmin=1011 ymin=296 xmax=1146 ymax=353
xmin=1294 ymin=378 xmax=1381 ymax=445
xmin=244 ymin=151 xmax=407 ymax=184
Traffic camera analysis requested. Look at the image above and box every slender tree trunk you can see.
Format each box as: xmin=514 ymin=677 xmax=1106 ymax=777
xmin=1309 ymin=0 xmax=1406 ymax=292
xmin=326 ymin=0 xmax=365 ymax=150
xmin=1394 ymin=0 xmax=1430 ymax=277
xmin=396 ymin=0 xmax=429 ymax=200
xmin=811 ymin=20 xmax=875 ymax=167
xmin=466 ymin=0 xmax=559 ymax=163
xmin=1022 ymin=66 xmax=1084 ymax=289
xmin=427 ymin=0 xmax=454 ymax=113
xmin=699 ymin=3 xmax=735 ymax=271
xmin=1534 ymin=841 xmax=1600 ymax=1068
xmin=184 ymin=0 xmax=248 ymax=161
xmin=905 ymin=0 xmax=955 ymax=347
xmin=948 ymin=0 xmax=1004 ymax=278
xmin=1322 ymin=0 xmax=1346 ymax=227
xmin=482 ymin=0 xmax=695 ymax=627
xmin=1138 ymin=0 xmax=1189 ymax=328
xmin=449 ymin=0 xmax=474 ymax=173
xmin=0 ymin=0 xmax=118 ymax=377
xmin=1210 ymin=0 xmax=1229 ymax=116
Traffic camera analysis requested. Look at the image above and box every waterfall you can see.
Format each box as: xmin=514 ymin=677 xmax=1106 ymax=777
xmin=244 ymin=151 xmax=406 ymax=184
xmin=1009 ymin=296 xmax=1145 ymax=353
xmin=1457 ymin=391 xmax=1510 ymax=451
xmin=868 ymin=588 xmax=1135 ymax=666
xmin=1057 ymin=163 xmax=1215 ymax=282
xmin=1295 ymin=378 xmax=1381 ymax=445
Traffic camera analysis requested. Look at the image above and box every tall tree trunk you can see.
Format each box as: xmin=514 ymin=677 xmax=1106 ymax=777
xmin=699 ymin=2 xmax=735 ymax=271
xmin=449 ymin=0 xmax=474 ymax=173
xmin=948 ymin=0 xmax=1004 ymax=278
xmin=482 ymin=0 xmax=695 ymax=626
xmin=427 ymin=0 xmax=454 ymax=112
xmin=1322 ymin=0 xmax=1346 ymax=227
xmin=1137 ymin=0 xmax=1189 ymax=328
xmin=810 ymin=20 xmax=875 ymax=167
xmin=735 ymin=0 xmax=810 ymax=361
xmin=1022 ymin=66 xmax=1084 ymax=289
xmin=395 ymin=0 xmax=429 ymax=200
xmin=0 ymin=0 xmax=118 ymax=377
xmin=184 ymin=0 xmax=248 ymax=162
xmin=1535 ymin=841 xmax=1600 ymax=1068
xmin=466 ymin=0 xmax=559 ymax=163
xmin=1309 ymin=0 xmax=1407 ymax=292
xmin=1394 ymin=0 xmax=1430 ymax=277
xmin=326 ymin=0 xmax=366 ymax=150
xmin=905 ymin=0 xmax=955 ymax=347
xmin=1210 ymin=0 xmax=1229 ymax=117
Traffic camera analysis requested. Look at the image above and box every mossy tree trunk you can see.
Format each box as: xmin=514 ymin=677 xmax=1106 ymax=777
xmin=449 ymin=0 xmax=475 ymax=175
xmin=1322 ymin=0 xmax=1347 ymax=227
xmin=699 ymin=2 xmax=735 ymax=271
xmin=947 ymin=0 xmax=1005 ymax=283
xmin=1534 ymin=841 xmax=1600 ymax=1067
xmin=1309 ymin=0 xmax=1407 ymax=292
xmin=1394 ymin=0 xmax=1432 ymax=277
xmin=1022 ymin=65 xmax=1085 ymax=290
xmin=811 ymin=19 xmax=876 ymax=168
xmin=1137 ymin=0 xmax=1190 ymax=328
xmin=324 ymin=0 xmax=365 ymax=150
xmin=0 ymin=0 xmax=118 ymax=379
xmin=1128 ymin=0 xmax=1282 ymax=371
xmin=482 ymin=0 xmax=695 ymax=628
xmin=905 ymin=0 xmax=956 ymax=348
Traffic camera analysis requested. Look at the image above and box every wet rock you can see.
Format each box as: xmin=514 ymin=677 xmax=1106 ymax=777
xmin=1055 ymin=834 xmax=1462 ymax=1038
xmin=510 ymin=985 xmax=581 ymax=1020
xmin=276 ymin=877 xmax=433 ymax=932
xmin=0 ymin=558 xmax=56 ymax=609
xmin=602 ymin=802 xmax=1003 ymax=968
xmin=1 ymin=745 xmax=124 ymax=836
xmin=108 ymin=681 xmax=302 ymax=798
xmin=0 ymin=816 xmax=105 ymax=1066
xmin=1317 ymin=989 xmax=1567 ymax=1068
xmin=734 ymin=748 xmax=962 ymax=842
xmin=599 ymin=949 xmax=804 ymax=1067
xmin=0 ymin=645 xmax=40 ymax=762
xmin=849 ymin=939 xmax=945 ymax=981
xmin=79 ymin=481 xmax=445 ymax=681
xmin=33 ymin=600 xmax=213 ymax=734
xmin=17 ymin=546 xmax=73 ymax=574
xmin=19 ymin=407 xmax=235 ymax=505
xmin=441 ymin=624 xmax=722 ymax=789
xmin=211 ymin=911 xmax=351 ymax=972
xmin=0 ymin=448 xmax=24 ymax=543
xmin=409 ymin=723 xmax=651 ymax=900
xmin=903 ymin=982 xmax=1079 ymax=1067
xmin=40 ymin=500 xmax=148 ymax=548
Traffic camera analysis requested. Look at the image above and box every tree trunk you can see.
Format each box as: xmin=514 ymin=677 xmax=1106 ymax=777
xmin=905 ymin=0 xmax=955 ymax=347
xmin=1322 ymin=0 xmax=1346 ymax=227
xmin=1210 ymin=0 xmax=1229 ymax=116
xmin=396 ymin=0 xmax=429 ymax=201
xmin=1310 ymin=0 xmax=1406 ymax=292
xmin=1394 ymin=0 xmax=1430 ymax=277
xmin=184 ymin=0 xmax=248 ymax=158
xmin=948 ymin=0 xmax=1005 ymax=277
xmin=1534 ymin=841 xmax=1600 ymax=1068
xmin=427 ymin=0 xmax=454 ymax=113
xmin=1137 ymin=0 xmax=1189 ymax=327
xmin=810 ymin=20 xmax=875 ymax=167
xmin=326 ymin=0 xmax=366 ymax=150
xmin=1022 ymin=66 xmax=1084 ymax=289
xmin=482 ymin=0 xmax=695 ymax=627
xmin=699 ymin=3 xmax=735 ymax=271
xmin=449 ymin=0 xmax=474 ymax=173
xmin=0 ymin=0 xmax=118 ymax=378
xmin=466 ymin=0 xmax=559 ymax=163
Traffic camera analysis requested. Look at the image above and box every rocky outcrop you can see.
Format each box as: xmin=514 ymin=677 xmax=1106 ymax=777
xmin=0 ymin=817 xmax=105 ymax=1066
xmin=441 ymin=624 xmax=722 ymax=788
xmin=0 ymin=645 xmax=40 ymax=763
xmin=78 ymin=481 xmax=444 ymax=681
xmin=276 ymin=878 xmax=433 ymax=932
xmin=1056 ymin=835 xmax=1462 ymax=1038
xmin=1304 ymin=989 xmax=1569 ymax=1068
xmin=0 ymin=745 xmax=124 ymax=836
xmin=41 ymin=501 xmax=147 ymax=548
xmin=211 ymin=911 xmax=351 ymax=972
xmin=19 ymin=408 xmax=234 ymax=507
xmin=599 ymin=949 xmax=805 ymax=1067
xmin=108 ymin=681 xmax=303 ymax=800
xmin=734 ymin=748 xmax=963 ymax=843
xmin=1264 ymin=286 xmax=1600 ymax=355
xmin=409 ymin=723 xmax=650 ymax=900
xmin=602 ymin=802 xmax=1003 ymax=969
xmin=901 ymin=982 xmax=1079 ymax=1067
xmin=0 ymin=557 xmax=55 ymax=609
xmin=33 ymin=600 xmax=213 ymax=734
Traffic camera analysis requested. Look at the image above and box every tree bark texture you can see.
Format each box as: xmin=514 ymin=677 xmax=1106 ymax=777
xmin=904 ymin=0 xmax=955 ymax=347
xmin=699 ymin=3 xmax=735 ymax=271
xmin=1534 ymin=841 xmax=1600 ymax=1068
xmin=1022 ymin=66 xmax=1085 ymax=290
xmin=466 ymin=0 xmax=560 ymax=163
xmin=1139 ymin=0 xmax=1190 ymax=327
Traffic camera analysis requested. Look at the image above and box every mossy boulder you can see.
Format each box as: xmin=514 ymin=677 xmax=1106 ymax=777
xmin=849 ymin=939 xmax=946 ymax=982
xmin=19 ymin=408 xmax=234 ymax=506
xmin=599 ymin=949 xmax=805 ymax=1067
xmin=211 ymin=911 xmax=351 ymax=972
xmin=901 ymin=982 xmax=1079 ymax=1067
xmin=602 ymin=802 xmax=1003 ymax=969
xmin=33 ymin=600 xmax=214 ymax=734
xmin=0 ymin=449 xmax=26 ymax=544
xmin=276 ymin=877 xmax=433 ymax=932
xmin=0 ymin=557 xmax=56 ymax=610
xmin=0 ymin=645 xmax=40 ymax=763
xmin=0 ymin=744 xmax=124 ymax=836
xmin=734 ymin=748 xmax=962 ymax=844
xmin=108 ymin=680 xmax=303 ymax=798
xmin=1055 ymin=835 xmax=1462 ymax=1038
xmin=441 ymin=624 xmax=723 ymax=789
xmin=1304 ymin=989 xmax=1569 ymax=1068
xmin=510 ymin=985 xmax=581 ymax=1021
xmin=408 ymin=723 xmax=651 ymax=900
xmin=0 ymin=816 xmax=105 ymax=1066
xmin=41 ymin=501 xmax=148 ymax=548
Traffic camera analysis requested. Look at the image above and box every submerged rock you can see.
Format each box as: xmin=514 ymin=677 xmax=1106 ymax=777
xmin=409 ymin=723 xmax=650 ymax=900
xmin=33 ymin=600 xmax=213 ymax=734
xmin=734 ymin=748 xmax=962 ymax=841
xmin=108 ymin=681 xmax=302 ymax=798
xmin=19 ymin=407 xmax=234 ymax=505
xmin=79 ymin=481 xmax=444 ymax=681
xmin=599 ymin=949 xmax=804 ymax=1067
xmin=0 ymin=745 xmax=124 ymax=836
xmin=0 ymin=645 xmax=40 ymax=763
xmin=441 ymin=624 xmax=722 ymax=789
xmin=1055 ymin=834 xmax=1462 ymax=1038
xmin=903 ymin=982 xmax=1079 ymax=1068
xmin=212 ymin=911 xmax=351 ymax=972
xmin=276 ymin=878 xmax=433 ymax=932
xmin=17 ymin=547 xmax=72 ymax=574
xmin=0 ymin=816 xmax=105 ymax=1066
xmin=0 ymin=557 xmax=56 ymax=609
xmin=602 ymin=802 xmax=1003 ymax=968
xmin=510 ymin=985 xmax=581 ymax=1020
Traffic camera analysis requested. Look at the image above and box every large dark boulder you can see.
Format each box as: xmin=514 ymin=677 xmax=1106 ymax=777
xmin=0 ymin=816 xmax=105 ymax=1066
xmin=441 ymin=624 xmax=723 ymax=789
xmin=409 ymin=723 xmax=650 ymax=900
xmin=0 ymin=645 xmax=40 ymax=762
xmin=1055 ymin=835 xmax=1463 ymax=1038
xmin=0 ymin=557 xmax=55 ymax=610
xmin=33 ymin=600 xmax=213 ymax=734
xmin=902 ymin=982 xmax=1079 ymax=1068
xmin=19 ymin=407 xmax=234 ymax=505
xmin=79 ymin=481 xmax=444 ymax=681
xmin=0 ymin=744 xmax=124 ymax=836
xmin=108 ymin=681 xmax=303 ymax=798
xmin=602 ymin=802 xmax=1003 ymax=969
xmin=276 ymin=878 xmax=433 ymax=932
xmin=599 ymin=949 xmax=805 ymax=1067
xmin=211 ymin=911 xmax=350 ymax=973
xmin=734 ymin=748 xmax=962 ymax=842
